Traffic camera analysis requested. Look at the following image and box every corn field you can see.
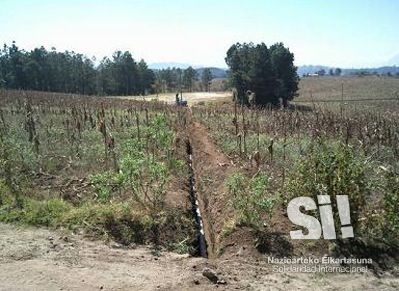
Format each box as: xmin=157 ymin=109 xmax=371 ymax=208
xmin=193 ymin=101 xmax=399 ymax=246
xmin=0 ymin=89 xmax=195 ymax=252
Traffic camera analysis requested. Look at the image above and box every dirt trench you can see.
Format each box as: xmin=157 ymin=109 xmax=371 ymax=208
xmin=186 ymin=119 xmax=238 ymax=258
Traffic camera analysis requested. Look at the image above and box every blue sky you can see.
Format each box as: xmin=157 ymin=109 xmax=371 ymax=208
xmin=0 ymin=0 xmax=398 ymax=68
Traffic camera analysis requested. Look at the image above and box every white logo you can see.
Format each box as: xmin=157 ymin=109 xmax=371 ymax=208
xmin=287 ymin=195 xmax=354 ymax=239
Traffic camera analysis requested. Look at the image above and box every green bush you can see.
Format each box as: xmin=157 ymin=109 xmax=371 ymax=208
xmin=383 ymin=169 xmax=399 ymax=244
xmin=227 ymin=172 xmax=279 ymax=229
xmin=284 ymin=141 xmax=371 ymax=233
xmin=22 ymin=198 xmax=71 ymax=226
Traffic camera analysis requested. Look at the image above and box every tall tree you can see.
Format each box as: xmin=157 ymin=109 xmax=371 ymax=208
xmin=249 ymin=43 xmax=276 ymax=105
xmin=225 ymin=42 xmax=298 ymax=106
xmin=335 ymin=68 xmax=342 ymax=76
xmin=183 ymin=66 xmax=197 ymax=92
xmin=138 ymin=59 xmax=155 ymax=95
xmin=269 ymin=43 xmax=299 ymax=107
xmin=225 ymin=43 xmax=252 ymax=104
xmin=201 ymin=68 xmax=213 ymax=92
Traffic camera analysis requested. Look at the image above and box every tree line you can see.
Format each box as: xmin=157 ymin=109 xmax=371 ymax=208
xmin=153 ymin=67 xmax=213 ymax=94
xmin=0 ymin=42 xmax=216 ymax=96
xmin=226 ymin=42 xmax=299 ymax=106
xmin=1 ymin=41 xmax=300 ymax=104
xmin=0 ymin=42 xmax=155 ymax=96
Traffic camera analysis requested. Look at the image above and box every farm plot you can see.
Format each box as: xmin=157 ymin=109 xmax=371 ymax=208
xmin=191 ymin=101 xmax=399 ymax=267
xmin=0 ymin=87 xmax=398 ymax=268
xmin=297 ymin=76 xmax=399 ymax=102
xmin=0 ymin=90 xmax=197 ymax=254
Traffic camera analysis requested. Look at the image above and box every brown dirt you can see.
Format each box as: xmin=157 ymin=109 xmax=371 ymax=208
xmin=116 ymin=92 xmax=232 ymax=104
xmin=188 ymin=120 xmax=238 ymax=258
xmin=1 ymin=223 xmax=398 ymax=291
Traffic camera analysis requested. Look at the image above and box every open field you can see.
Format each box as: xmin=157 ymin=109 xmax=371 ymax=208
xmin=296 ymin=76 xmax=399 ymax=101
xmin=114 ymin=92 xmax=232 ymax=104
xmin=115 ymin=76 xmax=399 ymax=108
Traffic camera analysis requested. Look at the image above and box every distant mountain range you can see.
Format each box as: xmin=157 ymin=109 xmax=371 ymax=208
xmin=149 ymin=62 xmax=399 ymax=78
xmin=196 ymin=67 xmax=227 ymax=78
xmin=297 ymin=65 xmax=399 ymax=76
xmin=149 ymin=62 xmax=194 ymax=70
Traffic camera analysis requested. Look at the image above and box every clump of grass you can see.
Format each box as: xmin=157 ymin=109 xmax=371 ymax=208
xmin=0 ymin=193 xmax=194 ymax=249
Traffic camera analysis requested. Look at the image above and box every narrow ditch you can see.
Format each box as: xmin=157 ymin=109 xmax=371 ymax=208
xmin=186 ymin=140 xmax=208 ymax=258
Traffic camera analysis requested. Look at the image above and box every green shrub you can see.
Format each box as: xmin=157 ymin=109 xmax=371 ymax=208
xmin=227 ymin=172 xmax=279 ymax=229
xmin=22 ymin=198 xmax=71 ymax=226
xmin=0 ymin=197 xmax=70 ymax=226
xmin=89 ymin=171 xmax=121 ymax=202
xmin=285 ymin=141 xmax=371 ymax=233
xmin=383 ymin=169 xmax=399 ymax=244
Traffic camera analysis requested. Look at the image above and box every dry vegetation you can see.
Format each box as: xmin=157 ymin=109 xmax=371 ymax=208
xmin=297 ymin=75 xmax=399 ymax=102
xmin=0 ymin=76 xmax=398 ymax=268
xmin=190 ymin=76 xmax=399 ymax=266
xmin=0 ymin=90 xmax=196 ymax=254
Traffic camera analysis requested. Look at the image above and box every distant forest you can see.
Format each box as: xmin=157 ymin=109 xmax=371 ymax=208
xmin=0 ymin=42 xmax=219 ymax=96
xmin=0 ymin=42 xmax=157 ymax=96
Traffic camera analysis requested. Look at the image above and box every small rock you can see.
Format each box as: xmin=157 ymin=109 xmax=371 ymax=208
xmin=47 ymin=236 xmax=54 ymax=241
xmin=236 ymin=246 xmax=244 ymax=256
xmin=193 ymin=279 xmax=200 ymax=285
xmin=217 ymin=279 xmax=227 ymax=285
xmin=202 ymin=267 xmax=219 ymax=284
xmin=111 ymin=242 xmax=122 ymax=249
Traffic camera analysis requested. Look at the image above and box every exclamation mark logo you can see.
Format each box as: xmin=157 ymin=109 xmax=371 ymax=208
xmin=336 ymin=195 xmax=354 ymax=238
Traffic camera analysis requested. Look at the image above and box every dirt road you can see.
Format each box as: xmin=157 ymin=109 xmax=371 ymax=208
xmin=1 ymin=222 xmax=398 ymax=290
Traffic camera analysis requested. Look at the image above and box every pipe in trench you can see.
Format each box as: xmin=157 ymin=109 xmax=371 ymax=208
xmin=186 ymin=140 xmax=208 ymax=258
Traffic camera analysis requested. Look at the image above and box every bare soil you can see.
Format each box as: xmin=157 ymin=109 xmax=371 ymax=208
xmin=1 ymin=223 xmax=398 ymax=291
xmin=188 ymin=120 xmax=238 ymax=258
xmin=116 ymin=92 xmax=231 ymax=104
